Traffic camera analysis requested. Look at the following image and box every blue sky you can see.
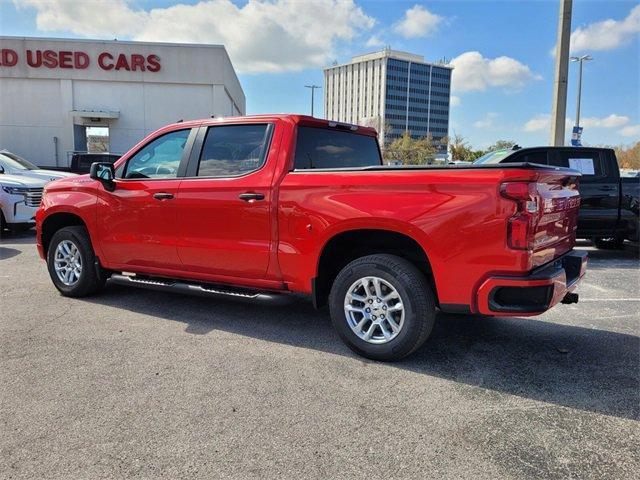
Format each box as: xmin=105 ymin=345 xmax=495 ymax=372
xmin=1 ymin=0 xmax=638 ymax=149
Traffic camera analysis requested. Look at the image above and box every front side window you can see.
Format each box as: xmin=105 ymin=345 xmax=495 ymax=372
xmin=197 ymin=124 xmax=270 ymax=177
xmin=293 ymin=127 xmax=382 ymax=169
xmin=122 ymin=129 xmax=190 ymax=179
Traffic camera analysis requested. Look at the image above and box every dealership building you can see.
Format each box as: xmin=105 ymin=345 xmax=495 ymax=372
xmin=0 ymin=36 xmax=245 ymax=167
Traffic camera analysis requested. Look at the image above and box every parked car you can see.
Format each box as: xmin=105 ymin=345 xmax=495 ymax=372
xmin=1 ymin=173 xmax=47 ymax=233
xmin=474 ymin=146 xmax=639 ymax=248
xmin=0 ymin=150 xmax=76 ymax=182
xmin=36 ymin=115 xmax=586 ymax=360
xmin=69 ymin=152 xmax=120 ymax=174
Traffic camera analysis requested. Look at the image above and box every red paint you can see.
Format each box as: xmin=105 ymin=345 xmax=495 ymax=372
xmin=36 ymin=115 xmax=585 ymax=316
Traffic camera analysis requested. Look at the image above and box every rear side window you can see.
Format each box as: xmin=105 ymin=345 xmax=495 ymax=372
xmin=550 ymin=151 xmax=607 ymax=182
xmin=197 ymin=124 xmax=269 ymax=177
xmin=505 ymin=151 xmax=548 ymax=164
xmin=293 ymin=127 xmax=382 ymax=169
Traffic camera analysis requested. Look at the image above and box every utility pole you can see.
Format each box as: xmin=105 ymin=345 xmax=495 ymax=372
xmin=571 ymin=55 xmax=592 ymax=127
xmin=550 ymin=0 xmax=573 ymax=146
xmin=305 ymin=85 xmax=321 ymax=117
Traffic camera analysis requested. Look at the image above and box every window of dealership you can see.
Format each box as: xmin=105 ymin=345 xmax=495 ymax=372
xmin=0 ymin=36 xmax=245 ymax=167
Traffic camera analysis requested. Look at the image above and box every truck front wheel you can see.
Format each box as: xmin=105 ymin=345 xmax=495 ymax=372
xmin=47 ymin=226 xmax=108 ymax=297
xmin=329 ymin=254 xmax=436 ymax=361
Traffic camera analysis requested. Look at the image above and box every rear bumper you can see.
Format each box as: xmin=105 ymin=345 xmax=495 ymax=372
xmin=476 ymin=250 xmax=588 ymax=316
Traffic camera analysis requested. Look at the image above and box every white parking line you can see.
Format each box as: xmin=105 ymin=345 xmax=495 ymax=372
xmin=580 ymin=298 xmax=640 ymax=302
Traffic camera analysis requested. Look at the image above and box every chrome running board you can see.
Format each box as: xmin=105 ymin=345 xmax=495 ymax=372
xmin=109 ymin=273 xmax=292 ymax=305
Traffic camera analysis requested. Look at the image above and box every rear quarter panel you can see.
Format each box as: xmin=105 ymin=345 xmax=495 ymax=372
xmin=277 ymin=168 xmax=544 ymax=308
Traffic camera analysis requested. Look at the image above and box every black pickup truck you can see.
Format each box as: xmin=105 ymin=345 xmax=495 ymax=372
xmin=475 ymin=146 xmax=639 ymax=249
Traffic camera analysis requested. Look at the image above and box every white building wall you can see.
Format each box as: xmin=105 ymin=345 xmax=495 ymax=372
xmin=0 ymin=36 xmax=245 ymax=167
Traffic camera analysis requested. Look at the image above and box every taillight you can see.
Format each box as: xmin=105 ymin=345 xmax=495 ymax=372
xmin=500 ymin=181 xmax=540 ymax=250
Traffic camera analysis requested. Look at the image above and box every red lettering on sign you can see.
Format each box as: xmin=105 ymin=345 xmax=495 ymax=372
xmin=98 ymin=52 xmax=114 ymax=70
xmin=74 ymin=51 xmax=90 ymax=69
xmin=130 ymin=54 xmax=145 ymax=71
xmin=42 ymin=50 xmax=58 ymax=68
xmin=0 ymin=49 xmax=18 ymax=67
xmin=26 ymin=50 xmax=42 ymax=67
xmin=114 ymin=53 xmax=130 ymax=71
xmin=58 ymin=51 xmax=73 ymax=69
xmin=146 ymin=54 xmax=161 ymax=72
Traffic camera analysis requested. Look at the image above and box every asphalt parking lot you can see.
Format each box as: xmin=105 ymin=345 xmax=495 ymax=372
xmin=1 ymin=233 xmax=638 ymax=479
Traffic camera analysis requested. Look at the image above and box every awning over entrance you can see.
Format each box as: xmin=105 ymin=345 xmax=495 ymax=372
xmin=70 ymin=109 xmax=120 ymax=119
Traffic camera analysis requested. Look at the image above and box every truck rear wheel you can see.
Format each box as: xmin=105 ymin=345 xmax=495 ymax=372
xmin=329 ymin=254 xmax=436 ymax=361
xmin=594 ymin=236 xmax=625 ymax=250
xmin=47 ymin=226 xmax=108 ymax=297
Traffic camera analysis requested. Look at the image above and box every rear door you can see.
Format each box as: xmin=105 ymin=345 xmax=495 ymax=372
xmin=175 ymin=123 xmax=275 ymax=279
xmin=549 ymin=149 xmax=620 ymax=234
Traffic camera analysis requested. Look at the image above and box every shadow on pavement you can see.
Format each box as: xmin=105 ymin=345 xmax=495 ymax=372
xmin=0 ymin=247 xmax=21 ymax=260
xmin=80 ymin=283 xmax=639 ymax=421
xmin=0 ymin=229 xmax=37 ymax=246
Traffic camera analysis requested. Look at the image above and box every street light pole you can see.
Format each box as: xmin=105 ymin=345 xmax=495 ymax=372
xmin=570 ymin=55 xmax=592 ymax=127
xmin=305 ymin=85 xmax=321 ymax=117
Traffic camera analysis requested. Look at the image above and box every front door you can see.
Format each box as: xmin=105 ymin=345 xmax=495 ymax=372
xmin=176 ymin=123 xmax=274 ymax=279
xmin=97 ymin=128 xmax=194 ymax=271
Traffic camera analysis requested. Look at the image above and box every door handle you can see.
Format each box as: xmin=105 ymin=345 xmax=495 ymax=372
xmin=600 ymin=186 xmax=615 ymax=191
xmin=153 ymin=192 xmax=174 ymax=200
xmin=239 ymin=192 xmax=265 ymax=201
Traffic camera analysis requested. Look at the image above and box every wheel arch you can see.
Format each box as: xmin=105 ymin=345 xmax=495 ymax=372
xmin=313 ymin=228 xmax=437 ymax=309
xmin=41 ymin=212 xmax=88 ymax=256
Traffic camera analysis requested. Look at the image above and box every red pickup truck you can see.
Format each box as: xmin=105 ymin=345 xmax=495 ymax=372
xmin=36 ymin=115 xmax=587 ymax=360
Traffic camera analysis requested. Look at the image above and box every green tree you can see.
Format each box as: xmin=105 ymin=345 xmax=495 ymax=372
xmin=486 ymin=140 xmax=517 ymax=151
xmin=448 ymin=134 xmax=477 ymax=161
xmin=614 ymin=142 xmax=640 ymax=170
xmin=384 ymin=131 xmax=437 ymax=165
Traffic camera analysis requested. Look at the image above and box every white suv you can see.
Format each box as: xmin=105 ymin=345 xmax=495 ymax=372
xmin=0 ymin=174 xmax=48 ymax=232
xmin=0 ymin=150 xmax=76 ymax=233
xmin=0 ymin=150 xmax=76 ymax=182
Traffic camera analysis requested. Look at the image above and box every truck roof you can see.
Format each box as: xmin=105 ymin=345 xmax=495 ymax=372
xmin=162 ymin=114 xmax=379 ymax=137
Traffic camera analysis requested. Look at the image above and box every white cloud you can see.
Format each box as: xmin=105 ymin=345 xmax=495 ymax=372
xmin=393 ymin=5 xmax=442 ymax=38
xmin=620 ymin=124 xmax=640 ymax=137
xmin=365 ymin=35 xmax=384 ymax=47
xmin=582 ymin=114 xmax=630 ymax=129
xmin=16 ymin=0 xmax=375 ymax=74
xmin=449 ymin=95 xmax=461 ymax=107
xmin=450 ymin=51 xmax=541 ymax=92
xmin=473 ymin=112 xmax=498 ymax=130
xmin=523 ymin=113 xmax=630 ymax=132
xmin=571 ymin=5 xmax=640 ymax=53
xmin=524 ymin=114 xmax=552 ymax=132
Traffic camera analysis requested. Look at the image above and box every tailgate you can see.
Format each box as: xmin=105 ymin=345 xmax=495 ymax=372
xmin=531 ymin=170 xmax=581 ymax=267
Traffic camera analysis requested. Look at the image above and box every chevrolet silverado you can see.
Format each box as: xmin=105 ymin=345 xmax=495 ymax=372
xmin=36 ymin=115 xmax=587 ymax=360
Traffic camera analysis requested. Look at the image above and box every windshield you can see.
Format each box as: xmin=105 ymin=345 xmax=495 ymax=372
xmin=473 ymin=149 xmax=513 ymax=165
xmin=0 ymin=152 xmax=38 ymax=170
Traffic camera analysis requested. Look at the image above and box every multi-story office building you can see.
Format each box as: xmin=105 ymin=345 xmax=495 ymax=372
xmin=323 ymin=48 xmax=452 ymax=154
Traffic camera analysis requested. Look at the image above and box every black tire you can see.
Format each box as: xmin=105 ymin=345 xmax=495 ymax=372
xmin=47 ymin=226 xmax=108 ymax=297
xmin=594 ymin=236 xmax=625 ymax=250
xmin=329 ymin=254 xmax=436 ymax=361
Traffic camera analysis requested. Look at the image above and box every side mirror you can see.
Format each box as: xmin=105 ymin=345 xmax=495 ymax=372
xmin=89 ymin=162 xmax=116 ymax=191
